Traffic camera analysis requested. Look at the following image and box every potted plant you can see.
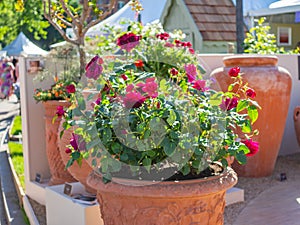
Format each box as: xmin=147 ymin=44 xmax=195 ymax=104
xmin=33 ymin=44 xmax=80 ymax=185
xmin=64 ymin=21 xmax=260 ymax=224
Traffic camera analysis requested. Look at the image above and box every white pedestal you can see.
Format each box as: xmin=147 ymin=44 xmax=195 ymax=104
xmin=226 ymin=187 xmax=244 ymax=206
xmin=46 ymin=182 xmax=103 ymax=225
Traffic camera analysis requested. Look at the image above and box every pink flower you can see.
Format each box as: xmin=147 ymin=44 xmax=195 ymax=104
xmin=142 ymin=78 xmax=158 ymax=98
xmin=184 ymin=64 xmax=197 ymax=83
xmin=126 ymin=84 xmax=134 ymax=92
xmin=220 ymin=97 xmax=238 ymax=111
xmin=65 ymin=148 xmax=72 ymax=154
xmin=66 ymin=84 xmax=76 ymax=94
xmin=56 ymin=105 xmax=65 ymax=117
xmin=228 ymin=67 xmax=240 ymax=77
xmin=242 ymin=139 xmax=259 ymax=157
xmin=117 ymin=32 xmax=141 ymax=52
xmin=123 ymin=91 xmax=146 ymax=108
xmin=85 ymin=55 xmax=103 ymax=80
xmin=246 ymin=88 xmax=256 ymax=98
xmin=192 ymin=80 xmax=207 ymax=91
xmin=165 ymin=42 xmax=174 ymax=48
xmin=170 ymin=68 xmax=179 ymax=75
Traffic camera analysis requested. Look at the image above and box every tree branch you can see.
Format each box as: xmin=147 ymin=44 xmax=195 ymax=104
xmin=59 ymin=0 xmax=80 ymax=27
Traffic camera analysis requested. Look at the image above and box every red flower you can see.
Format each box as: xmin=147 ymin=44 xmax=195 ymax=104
xmin=70 ymin=133 xmax=86 ymax=151
xmin=85 ymin=55 xmax=103 ymax=80
xmin=192 ymin=80 xmax=207 ymax=91
xmin=170 ymin=68 xmax=179 ymax=75
xmin=246 ymin=88 xmax=256 ymax=98
xmin=156 ymin=32 xmax=170 ymax=40
xmin=66 ymin=84 xmax=76 ymax=94
xmin=121 ymin=74 xmax=128 ymax=81
xmin=220 ymin=97 xmax=238 ymax=111
xmin=165 ymin=42 xmax=174 ymax=48
xmin=228 ymin=67 xmax=240 ymax=77
xmin=242 ymin=139 xmax=259 ymax=157
xmin=134 ymin=60 xmax=144 ymax=68
xmin=189 ymin=48 xmax=195 ymax=54
xmin=65 ymin=148 xmax=72 ymax=154
xmin=56 ymin=105 xmax=65 ymax=117
xmin=117 ymin=32 xmax=141 ymax=52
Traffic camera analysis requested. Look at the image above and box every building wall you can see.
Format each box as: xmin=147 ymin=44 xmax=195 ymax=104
xmin=202 ymin=41 xmax=236 ymax=54
xmin=269 ymin=23 xmax=300 ymax=51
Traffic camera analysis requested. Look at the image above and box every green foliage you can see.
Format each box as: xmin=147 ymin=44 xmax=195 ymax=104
xmin=63 ymin=22 xmax=260 ymax=182
xmin=8 ymin=142 xmax=25 ymax=189
xmin=0 ymin=0 xmax=50 ymax=48
xmin=243 ymin=17 xmax=285 ymax=54
xmin=10 ymin=115 xmax=22 ymax=136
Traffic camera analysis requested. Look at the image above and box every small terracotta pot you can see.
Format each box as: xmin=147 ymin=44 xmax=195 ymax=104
xmin=43 ymin=100 xmax=76 ymax=185
xmin=211 ymin=55 xmax=292 ymax=177
xmin=87 ymin=167 xmax=237 ymax=225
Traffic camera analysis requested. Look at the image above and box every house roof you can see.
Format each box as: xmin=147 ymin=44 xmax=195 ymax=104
xmin=184 ymin=0 xmax=238 ymax=41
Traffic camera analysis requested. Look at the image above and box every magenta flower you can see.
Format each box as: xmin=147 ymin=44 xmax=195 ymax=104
xmin=192 ymin=80 xmax=207 ymax=91
xmin=66 ymin=84 xmax=76 ymax=94
xmin=189 ymin=48 xmax=195 ymax=54
xmin=242 ymin=139 xmax=259 ymax=157
xmin=170 ymin=68 xmax=179 ymax=76
xmin=117 ymin=32 xmax=141 ymax=52
xmin=184 ymin=64 xmax=197 ymax=83
xmin=228 ymin=67 xmax=240 ymax=77
xmin=246 ymin=88 xmax=256 ymax=98
xmin=126 ymin=84 xmax=134 ymax=92
xmin=142 ymin=78 xmax=158 ymax=98
xmin=70 ymin=133 xmax=86 ymax=151
xmin=56 ymin=105 xmax=65 ymax=117
xmin=165 ymin=42 xmax=174 ymax=48
xmin=123 ymin=91 xmax=146 ymax=108
xmin=156 ymin=32 xmax=170 ymax=40
xmin=85 ymin=55 xmax=103 ymax=80
xmin=220 ymin=97 xmax=238 ymax=111
xmin=65 ymin=148 xmax=72 ymax=154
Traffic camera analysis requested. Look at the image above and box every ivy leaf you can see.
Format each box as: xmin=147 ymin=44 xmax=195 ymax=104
xmin=142 ymin=158 xmax=152 ymax=173
xmin=242 ymin=120 xmax=252 ymax=133
xmin=248 ymin=105 xmax=258 ymax=124
xmin=208 ymin=92 xmax=223 ymax=106
xmin=236 ymin=100 xmax=248 ymax=112
xmin=236 ymin=151 xmax=247 ymax=164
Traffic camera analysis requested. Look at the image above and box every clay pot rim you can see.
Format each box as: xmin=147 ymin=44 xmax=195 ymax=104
xmin=223 ymin=55 xmax=278 ymax=67
xmin=42 ymin=99 xmax=70 ymax=106
xmin=87 ymin=166 xmax=238 ymax=197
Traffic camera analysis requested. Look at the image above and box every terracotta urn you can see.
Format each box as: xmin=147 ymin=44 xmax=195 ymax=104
xmin=211 ymin=55 xmax=292 ymax=177
xmin=43 ymin=100 xmax=76 ymax=185
xmin=58 ymin=123 xmax=96 ymax=193
xmin=87 ymin=167 xmax=237 ymax=225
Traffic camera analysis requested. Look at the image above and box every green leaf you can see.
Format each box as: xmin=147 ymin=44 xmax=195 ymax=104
xmin=167 ymin=110 xmax=176 ymax=126
xmin=77 ymin=97 xmax=86 ymax=111
xmin=242 ymin=120 xmax=252 ymax=133
xmin=162 ymin=138 xmax=176 ymax=156
xmin=142 ymin=158 xmax=152 ymax=173
xmin=248 ymin=105 xmax=259 ymax=124
xmin=71 ymin=151 xmax=81 ymax=160
xmin=66 ymin=159 xmax=75 ymax=169
xmin=236 ymin=100 xmax=248 ymax=112
xmin=236 ymin=151 xmax=247 ymax=164
xmin=208 ymin=92 xmax=223 ymax=106
xmin=181 ymin=164 xmax=191 ymax=176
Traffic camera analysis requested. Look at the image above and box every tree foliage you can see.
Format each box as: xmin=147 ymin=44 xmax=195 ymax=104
xmin=243 ymin=17 xmax=285 ymax=54
xmin=0 ymin=0 xmax=49 ymax=48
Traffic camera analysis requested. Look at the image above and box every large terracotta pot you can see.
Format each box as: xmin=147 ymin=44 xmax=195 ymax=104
xmin=58 ymin=123 xmax=96 ymax=193
xmin=87 ymin=167 xmax=237 ymax=225
xmin=211 ymin=55 xmax=292 ymax=177
xmin=43 ymin=100 xmax=76 ymax=185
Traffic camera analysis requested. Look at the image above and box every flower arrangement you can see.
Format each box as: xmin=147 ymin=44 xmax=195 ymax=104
xmin=60 ymin=21 xmax=260 ymax=182
xmin=33 ymin=43 xmax=80 ymax=103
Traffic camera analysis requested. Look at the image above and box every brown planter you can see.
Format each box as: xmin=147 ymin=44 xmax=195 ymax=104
xmin=87 ymin=167 xmax=237 ymax=225
xmin=43 ymin=100 xmax=76 ymax=185
xmin=58 ymin=123 xmax=96 ymax=194
xmin=211 ymin=55 xmax=292 ymax=177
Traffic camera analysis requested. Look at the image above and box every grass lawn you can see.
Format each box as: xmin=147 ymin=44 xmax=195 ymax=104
xmin=10 ymin=115 xmax=22 ymax=136
xmin=8 ymin=142 xmax=25 ymax=190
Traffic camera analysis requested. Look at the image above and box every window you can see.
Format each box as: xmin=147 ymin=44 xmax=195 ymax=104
xmin=277 ymin=27 xmax=292 ymax=46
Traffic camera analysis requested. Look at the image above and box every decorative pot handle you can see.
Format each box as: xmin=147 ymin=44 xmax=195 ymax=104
xmin=294 ymin=106 xmax=300 ymax=121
